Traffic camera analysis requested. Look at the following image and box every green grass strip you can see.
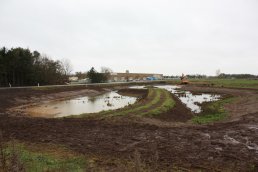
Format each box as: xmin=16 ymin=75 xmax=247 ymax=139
xmin=2 ymin=143 xmax=86 ymax=172
xmin=189 ymin=78 xmax=258 ymax=89
xmin=102 ymin=88 xmax=157 ymax=116
xmin=101 ymin=88 xmax=175 ymax=117
xmin=191 ymin=97 xmax=235 ymax=124
xmin=102 ymin=88 xmax=163 ymax=117
xmin=143 ymin=90 xmax=176 ymax=116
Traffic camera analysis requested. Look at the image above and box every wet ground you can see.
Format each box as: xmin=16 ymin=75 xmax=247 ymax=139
xmin=22 ymin=85 xmax=221 ymax=118
xmin=155 ymin=85 xmax=221 ymax=113
xmin=25 ymin=91 xmax=137 ymax=118
xmin=21 ymin=86 xmax=184 ymax=118
xmin=1 ymin=85 xmax=258 ymax=171
xmin=129 ymin=85 xmax=147 ymax=89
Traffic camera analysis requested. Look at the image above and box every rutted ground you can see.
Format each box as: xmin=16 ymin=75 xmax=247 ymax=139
xmin=1 ymin=113 xmax=258 ymax=171
xmin=1 ymin=85 xmax=258 ymax=171
xmin=76 ymin=88 xmax=176 ymax=119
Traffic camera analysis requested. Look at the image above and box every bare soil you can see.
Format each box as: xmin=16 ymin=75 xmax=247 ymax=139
xmin=1 ymin=85 xmax=258 ymax=171
xmin=154 ymin=92 xmax=193 ymax=122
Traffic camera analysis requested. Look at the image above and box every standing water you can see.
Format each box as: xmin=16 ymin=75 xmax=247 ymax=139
xmin=27 ymin=91 xmax=137 ymax=118
xmin=155 ymin=85 xmax=220 ymax=113
xmin=129 ymin=85 xmax=147 ymax=89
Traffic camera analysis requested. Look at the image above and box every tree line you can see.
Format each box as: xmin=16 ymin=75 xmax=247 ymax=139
xmin=0 ymin=47 xmax=72 ymax=87
xmin=74 ymin=67 xmax=112 ymax=83
xmin=164 ymin=74 xmax=258 ymax=79
xmin=217 ymin=73 xmax=258 ymax=79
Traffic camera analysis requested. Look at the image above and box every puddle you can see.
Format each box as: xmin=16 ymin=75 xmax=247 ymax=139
xmin=129 ymin=86 xmax=147 ymax=89
xmin=155 ymin=85 xmax=221 ymax=113
xmin=27 ymin=91 xmax=137 ymax=118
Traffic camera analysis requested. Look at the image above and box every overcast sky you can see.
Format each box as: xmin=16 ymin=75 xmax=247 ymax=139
xmin=0 ymin=0 xmax=258 ymax=75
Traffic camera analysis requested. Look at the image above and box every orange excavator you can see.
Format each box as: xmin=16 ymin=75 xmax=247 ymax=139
xmin=180 ymin=73 xmax=189 ymax=84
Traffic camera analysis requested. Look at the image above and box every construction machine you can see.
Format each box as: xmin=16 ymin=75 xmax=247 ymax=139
xmin=180 ymin=73 xmax=189 ymax=84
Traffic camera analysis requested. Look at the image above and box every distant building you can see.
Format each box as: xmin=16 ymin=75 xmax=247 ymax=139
xmin=70 ymin=78 xmax=90 ymax=84
xmin=69 ymin=76 xmax=79 ymax=82
xmin=77 ymin=78 xmax=90 ymax=84
xmin=109 ymin=72 xmax=163 ymax=82
xmin=69 ymin=76 xmax=91 ymax=84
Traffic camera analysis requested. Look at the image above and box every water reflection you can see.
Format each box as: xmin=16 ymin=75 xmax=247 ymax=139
xmin=129 ymin=85 xmax=147 ymax=89
xmin=155 ymin=85 xmax=220 ymax=113
xmin=31 ymin=91 xmax=137 ymax=117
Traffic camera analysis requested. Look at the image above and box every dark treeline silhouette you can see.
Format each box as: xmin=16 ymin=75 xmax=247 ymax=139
xmin=218 ymin=73 xmax=258 ymax=79
xmin=0 ymin=47 xmax=68 ymax=87
xmin=164 ymin=75 xmax=208 ymax=79
xmin=164 ymin=74 xmax=258 ymax=79
xmin=186 ymin=74 xmax=207 ymax=79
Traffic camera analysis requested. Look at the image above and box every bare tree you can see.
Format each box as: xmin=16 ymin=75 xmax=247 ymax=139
xmin=100 ymin=66 xmax=113 ymax=74
xmin=61 ymin=58 xmax=73 ymax=76
xmin=216 ymin=69 xmax=221 ymax=77
xmin=100 ymin=66 xmax=113 ymax=82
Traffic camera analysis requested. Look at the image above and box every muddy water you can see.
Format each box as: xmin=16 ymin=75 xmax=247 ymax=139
xmin=27 ymin=91 xmax=137 ymax=118
xmin=129 ymin=85 xmax=147 ymax=89
xmin=155 ymin=85 xmax=221 ymax=113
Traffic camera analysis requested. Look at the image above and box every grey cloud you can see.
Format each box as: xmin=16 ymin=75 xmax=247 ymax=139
xmin=0 ymin=0 xmax=257 ymax=75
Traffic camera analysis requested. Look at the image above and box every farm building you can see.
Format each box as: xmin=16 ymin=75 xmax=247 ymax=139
xmin=108 ymin=72 xmax=163 ymax=82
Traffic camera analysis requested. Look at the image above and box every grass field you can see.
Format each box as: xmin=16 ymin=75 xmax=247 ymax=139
xmin=189 ymin=78 xmax=258 ymax=89
xmin=166 ymin=78 xmax=258 ymax=89
xmin=74 ymin=88 xmax=176 ymax=118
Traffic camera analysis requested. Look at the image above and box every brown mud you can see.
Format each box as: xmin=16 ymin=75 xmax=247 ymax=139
xmin=1 ymin=85 xmax=258 ymax=171
xmin=154 ymin=93 xmax=193 ymax=122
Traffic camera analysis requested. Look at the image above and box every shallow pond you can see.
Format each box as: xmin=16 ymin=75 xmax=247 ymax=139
xmin=155 ymin=85 xmax=221 ymax=113
xmin=129 ymin=85 xmax=147 ymax=89
xmin=28 ymin=91 xmax=137 ymax=118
